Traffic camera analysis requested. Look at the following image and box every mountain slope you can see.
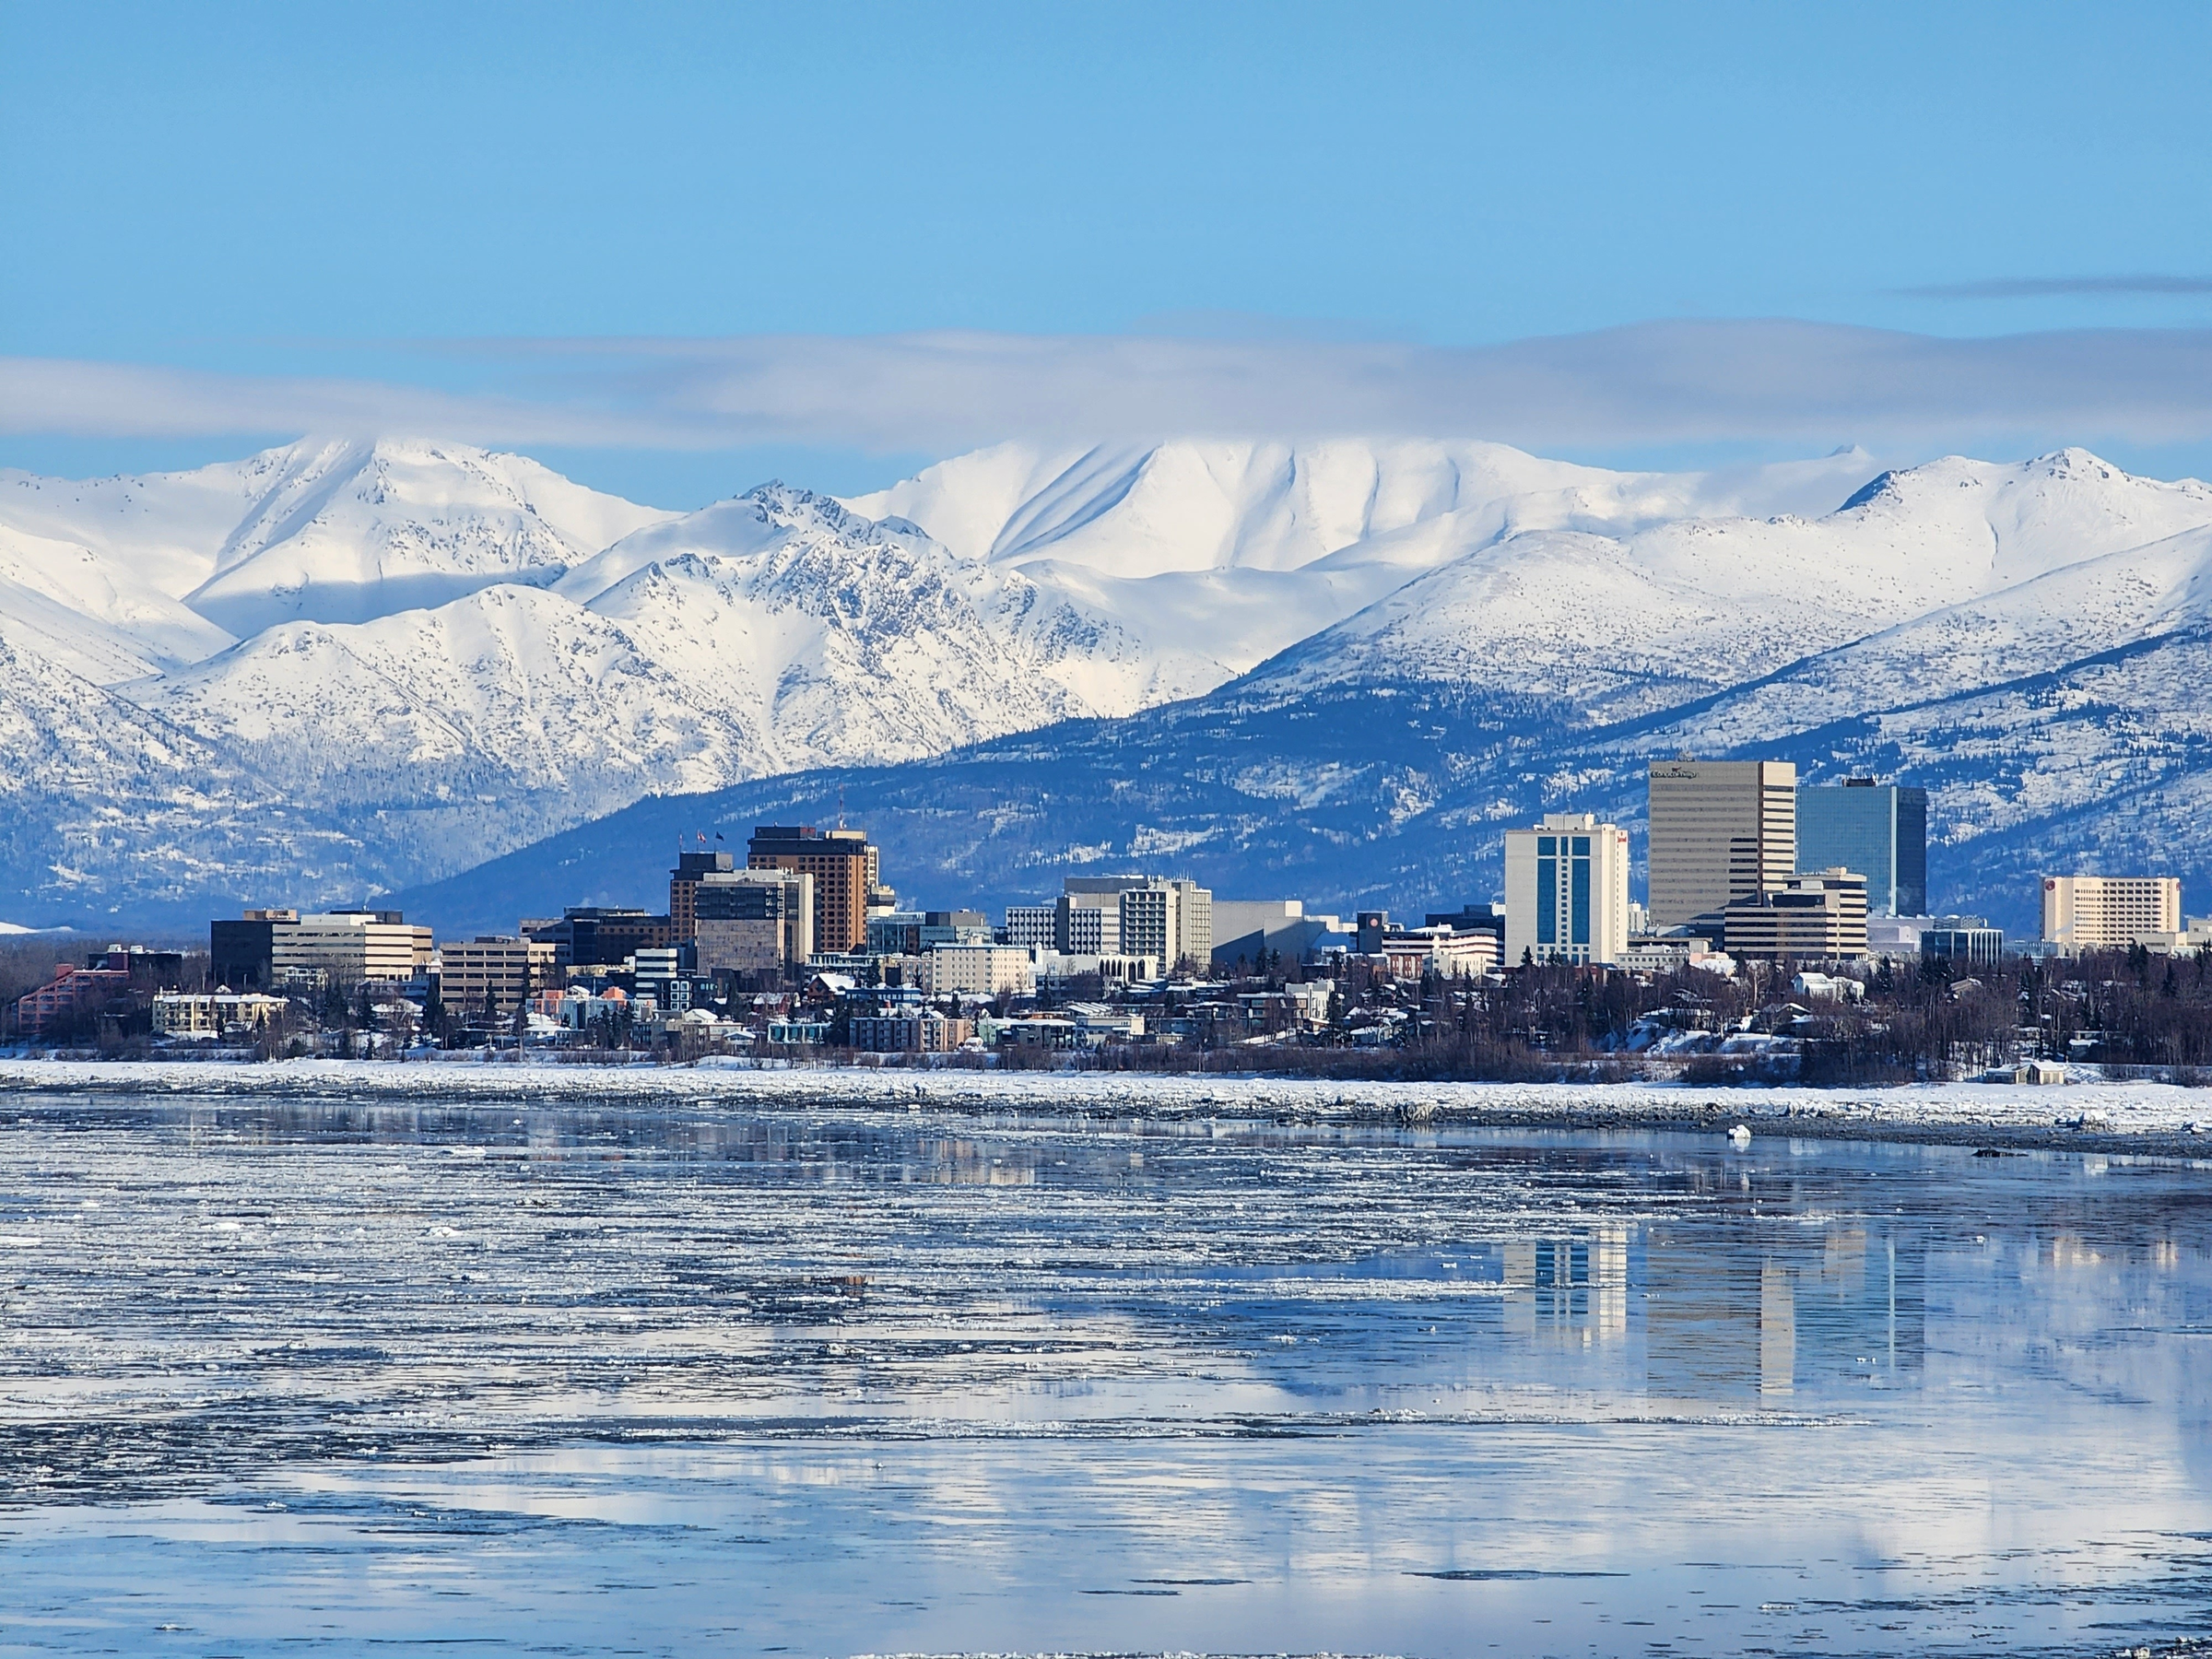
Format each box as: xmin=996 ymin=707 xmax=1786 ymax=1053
xmin=393 ymin=618 xmax=2212 ymax=945
xmin=109 ymin=485 xmax=1179 ymax=898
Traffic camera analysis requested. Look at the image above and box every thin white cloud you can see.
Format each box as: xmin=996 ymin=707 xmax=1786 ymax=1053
xmin=6 ymin=320 xmax=2212 ymax=454
xmin=1900 ymin=274 xmax=2212 ymax=299
xmin=0 ymin=357 xmax=700 ymax=447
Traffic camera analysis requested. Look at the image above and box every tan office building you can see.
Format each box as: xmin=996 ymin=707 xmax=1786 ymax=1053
xmin=2041 ymin=876 xmax=2182 ymax=949
xmin=438 ymin=935 xmax=556 ymax=1017
xmin=747 ymin=826 xmax=879 ymax=954
xmin=1647 ymin=759 xmax=1797 ymax=929
xmin=924 ymin=944 xmax=1038 ymax=999
xmin=271 ymin=910 xmax=434 ymax=985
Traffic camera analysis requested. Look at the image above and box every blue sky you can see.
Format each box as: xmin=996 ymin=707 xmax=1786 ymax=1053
xmin=4 ymin=0 xmax=2210 ymax=504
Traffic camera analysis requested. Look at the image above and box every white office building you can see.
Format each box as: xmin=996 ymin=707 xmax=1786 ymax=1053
xmin=1503 ymin=813 xmax=1631 ymax=967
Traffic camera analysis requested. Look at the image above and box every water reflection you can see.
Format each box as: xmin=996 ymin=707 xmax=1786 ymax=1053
xmin=0 ymin=1094 xmax=2207 ymax=1658
xmin=1501 ymin=1228 xmax=1629 ymax=1342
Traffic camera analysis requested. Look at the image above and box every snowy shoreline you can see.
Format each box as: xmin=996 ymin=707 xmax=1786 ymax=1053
xmin=2 ymin=1057 xmax=2208 ymax=1155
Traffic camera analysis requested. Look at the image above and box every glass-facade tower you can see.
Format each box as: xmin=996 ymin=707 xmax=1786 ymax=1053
xmin=1795 ymin=780 xmax=1926 ymax=916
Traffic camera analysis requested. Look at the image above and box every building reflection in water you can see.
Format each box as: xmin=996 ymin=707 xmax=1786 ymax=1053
xmin=1501 ymin=1227 xmax=1630 ymax=1344
xmin=1496 ymin=1215 xmax=1924 ymax=1403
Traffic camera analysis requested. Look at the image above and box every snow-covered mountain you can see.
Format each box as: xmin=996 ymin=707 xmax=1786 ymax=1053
xmin=1245 ymin=449 xmax=2212 ymax=715
xmin=4 ymin=433 xmax=2211 ymax=929
xmin=848 ymin=438 xmax=1892 ymax=683
xmin=0 ymin=437 xmax=675 ymax=647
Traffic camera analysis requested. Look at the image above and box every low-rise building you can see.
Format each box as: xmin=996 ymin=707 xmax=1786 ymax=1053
xmin=559 ymin=985 xmax=646 ymax=1030
xmin=996 ymin=1017 xmax=1080 ymax=1050
xmin=924 ymin=944 xmax=1036 ymax=998
xmin=2140 ymin=918 xmax=2212 ymax=955
xmin=1619 ymin=936 xmax=1693 ymax=974
xmin=849 ymin=1012 xmax=976 ymax=1053
xmin=1063 ymin=1004 xmax=1145 ymax=1041
xmin=866 ymin=910 xmax=992 ymax=955
xmin=7 ymin=965 xmax=135 ymax=1037
xmin=1363 ymin=920 xmax=1500 ymax=980
xmin=1922 ymin=926 xmax=2006 ymax=970
xmin=1210 ymin=900 xmax=1347 ymax=969
xmin=151 ymin=991 xmax=288 ymax=1038
xmin=1029 ymin=950 xmax=1160 ymax=986
xmin=1791 ymin=971 xmax=1865 ymax=1004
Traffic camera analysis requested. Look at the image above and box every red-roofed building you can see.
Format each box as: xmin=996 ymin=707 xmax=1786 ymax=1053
xmin=7 ymin=965 xmax=135 ymax=1038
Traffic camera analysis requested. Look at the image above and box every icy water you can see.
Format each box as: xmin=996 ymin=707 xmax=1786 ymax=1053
xmin=1 ymin=1094 xmax=2208 ymax=1658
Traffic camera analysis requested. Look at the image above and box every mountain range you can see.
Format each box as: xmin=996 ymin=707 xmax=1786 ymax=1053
xmin=3 ymin=434 xmax=2208 ymax=938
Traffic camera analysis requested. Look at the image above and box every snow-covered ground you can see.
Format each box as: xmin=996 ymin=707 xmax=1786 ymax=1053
xmin=3 ymin=1057 xmax=2207 ymax=1144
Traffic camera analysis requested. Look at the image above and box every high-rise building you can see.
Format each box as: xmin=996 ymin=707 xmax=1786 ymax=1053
xmin=1061 ymin=876 xmax=1212 ymax=969
xmin=668 ymin=849 xmax=735 ymax=942
xmin=694 ymin=870 xmax=814 ymax=977
xmin=2041 ymin=876 xmax=2182 ymax=950
xmin=1503 ymin=813 xmax=1632 ymax=966
xmin=1721 ymin=869 xmax=1869 ymax=960
xmin=1796 ymin=779 xmax=1927 ymax=916
xmin=1647 ymin=759 xmax=1797 ymax=929
xmin=747 ymin=825 xmax=880 ymax=955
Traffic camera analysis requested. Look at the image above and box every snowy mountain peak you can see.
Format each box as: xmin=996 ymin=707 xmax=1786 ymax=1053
xmin=173 ymin=437 xmax=676 ymax=635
